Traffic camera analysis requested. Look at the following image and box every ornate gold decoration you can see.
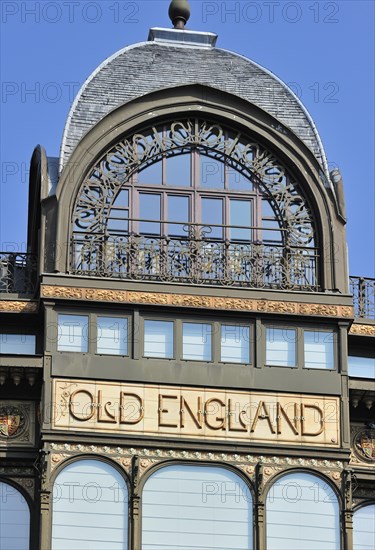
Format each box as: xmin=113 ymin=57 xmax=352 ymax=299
xmin=0 ymin=402 xmax=35 ymax=447
xmin=350 ymin=324 xmax=375 ymax=336
xmin=0 ymin=300 xmax=38 ymax=313
xmin=350 ymin=425 xmax=375 ymax=468
xmin=353 ymin=428 xmax=375 ymax=463
xmin=319 ymin=469 xmax=342 ymax=487
xmin=42 ymin=286 xmax=83 ymax=299
xmin=8 ymin=478 xmax=35 ymax=500
xmin=46 ymin=443 xmax=344 ymax=489
xmin=41 ymin=285 xmax=353 ymax=318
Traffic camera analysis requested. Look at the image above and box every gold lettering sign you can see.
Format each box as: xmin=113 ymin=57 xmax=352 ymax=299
xmin=53 ymin=380 xmax=340 ymax=447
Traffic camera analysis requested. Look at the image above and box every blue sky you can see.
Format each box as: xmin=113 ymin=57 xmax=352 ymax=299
xmin=1 ymin=0 xmax=374 ymax=277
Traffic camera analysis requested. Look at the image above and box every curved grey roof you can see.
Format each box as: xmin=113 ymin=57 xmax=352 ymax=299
xmin=60 ymin=28 xmax=329 ymax=178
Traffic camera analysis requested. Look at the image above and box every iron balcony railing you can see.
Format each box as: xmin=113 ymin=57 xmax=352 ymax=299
xmin=350 ymin=276 xmax=375 ymax=320
xmin=71 ymin=222 xmax=319 ymax=291
xmin=0 ymin=253 xmax=37 ymax=295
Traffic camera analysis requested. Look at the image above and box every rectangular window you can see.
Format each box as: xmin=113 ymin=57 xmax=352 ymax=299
xmin=348 ymin=356 xmax=375 ymax=378
xmin=57 ymin=314 xmax=88 ymax=352
xmin=221 ymin=325 xmax=250 ymax=363
xmin=97 ymin=317 xmax=128 ymax=356
xmin=304 ymin=330 xmax=335 ymax=370
xmin=201 ymin=198 xmax=223 ymax=239
xmin=144 ymin=320 xmax=174 ymax=359
xmin=167 ymin=195 xmax=190 ymax=236
xmin=266 ymin=328 xmax=296 ymax=367
xmin=166 ymin=154 xmax=191 ymax=187
xmin=230 ymin=199 xmax=252 ymax=241
xmin=139 ymin=193 xmax=161 ymax=234
xmin=200 ymin=156 xmax=225 ymax=189
xmin=0 ymin=334 xmax=36 ymax=355
xmin=183 ymin=322 xmax=212 ymax=361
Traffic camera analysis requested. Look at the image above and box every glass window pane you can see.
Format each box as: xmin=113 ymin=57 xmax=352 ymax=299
xmin=230 ymin=200 xmax=252 ymax=241
xmin=266 ymin=472 xmax=340 ymax=550
xmin=144 ymin=320 xmax=174 ymax=359
xmin=201 ymin=198 xmax=223 ymax=239
xmin=349 ymin=356 xmax=375 ymax=378
xmin=168 ymin=195 xmax=190 ymax=236
xmin=227 ymin=166 xmax=252 ymax=191
xmin=353 ymin=505 xmax=375 ymax=550
xmin=97 ymin=317 xmax=128 ymax=355
xmin=140 ymin=193 xmax=161 ymax=234
xmin=142 ymin=465 xmax=253 ymax=550
xmin=166 ymin=154 xmax=191 ymax=186
xmin=107 ymin=215 xmax=128 ymax=234
xmin=57 ymin=314 xmax=88 ymax=352
xmin=138 ymin=162 xmax=162 ymax=185
xmin=200 ymin=156 xmax=225 ymax=189
xmin=0 ymin=482 xmax=30 ymax=550
xmin=304 ymin=331 xmax=335 ymax=370
xmin=221 ymin=325 xmax=250 ymax=363
xmin=52 ymin=460 xmax=128 ymax=550
xmin=0 ymin=334 xmax=36 ymax=355
xmin=262 ymin=219 xmax=282 ymax=243
xmin=112 ymin=190 xmax=129 ymax=208
xmin=183 ymin=323 xmax=212 ymax=361
xmin=266 ymin=328 xmax=296 ymax=367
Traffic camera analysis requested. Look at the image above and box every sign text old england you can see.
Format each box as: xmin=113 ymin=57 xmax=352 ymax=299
xmin=53 ymin=380 xmax=340 ymax=447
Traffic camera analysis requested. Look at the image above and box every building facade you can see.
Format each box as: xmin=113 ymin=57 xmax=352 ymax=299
xmin=1 ymin=2 xmax=374 ymax=549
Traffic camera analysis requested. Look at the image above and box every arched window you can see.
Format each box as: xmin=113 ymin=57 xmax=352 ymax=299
xmin=71 ymin=119 xmax=318 ymax=291
xmin=142 ymin=464 xmax=253 ymax=549
xmin=353 ymin=504 xmax=375 ymax=549
xmin=51 ymin=459 xmax=128 ymax=550
xmin=0 ymin=481 xmax=30 ymax=550
xmin=266 ymin=471 xmax=340 ymax=549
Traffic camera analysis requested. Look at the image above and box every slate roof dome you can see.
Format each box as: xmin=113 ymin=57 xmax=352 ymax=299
xmin=59 ymin=27 xmax=330 ymax=180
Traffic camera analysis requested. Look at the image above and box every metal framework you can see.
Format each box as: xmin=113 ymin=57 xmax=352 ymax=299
xmin=71 ymin=119 xmax=319 ymax=290
xmin=350 ymin=276 xmax=375 ymax=320
xmin=0 ymin=253 xmax=37 ymax=294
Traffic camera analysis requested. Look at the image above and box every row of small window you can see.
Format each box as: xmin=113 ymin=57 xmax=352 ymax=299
xmin=56 ymin=315 xmax=252 ymax=363
xmin=1 ymin=324 xmax=374 ymax=376
xmin=54 ymin=315 xmax=334 ymax=369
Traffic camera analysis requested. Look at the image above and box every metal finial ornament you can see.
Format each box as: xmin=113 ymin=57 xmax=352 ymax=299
xmin=168 ymin=0 xmax=191 ymax=29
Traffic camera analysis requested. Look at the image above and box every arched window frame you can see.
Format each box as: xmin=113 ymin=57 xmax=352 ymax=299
xmin=139 ymin=460 xmax=256 ymax=550
xmin=70 ymin=118 xmax=320 ymax=291
xmin=50 ymin=456 xmax=131 ymax=550
xmin=352 ymin=501 xmax=375 ymax=550
xmin=0 ymin=479 xmax=32 ymax=550
xmin=263 ymin=468 xmax=342 ymax=550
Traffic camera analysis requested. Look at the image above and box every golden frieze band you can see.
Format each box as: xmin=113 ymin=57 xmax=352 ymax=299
xmin=349 ymin=323 xmax=375 ymax=336
xmin=41 ymin=285 xmax=354 ymax=318
xmin=0 ymin=300 xmax=38 ymax=313
xmin=52 ymin=379 xmax=340 ymax=447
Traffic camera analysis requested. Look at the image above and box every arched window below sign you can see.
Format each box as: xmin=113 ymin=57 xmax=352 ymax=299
xmin=266 ymin=471 xmax=340 ymax=550
xmin=0 ymin=481 xmax=30 ymax=550
xmin=142 ymin=464 xmax=253 ymax=550
xmin=353 ymin=504 xmax=375 ymax=549
xmin=51 ymin=459 xmax=128 ymax=550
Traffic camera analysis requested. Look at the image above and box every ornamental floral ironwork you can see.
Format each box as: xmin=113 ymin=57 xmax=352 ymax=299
xmin=71 ymin=119 xmax=318 ymax=290
xmin=0 ymin=253 xmax=37 ymax=295
xmin=350 ymin=276 xmax=375 ymax=320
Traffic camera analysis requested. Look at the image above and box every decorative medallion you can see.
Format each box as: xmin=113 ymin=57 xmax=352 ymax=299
xmin=0 ymin=402 xmax=35 ymax=447
xmin=0 ymin=405 xmax=26 ymax=438
xmin=354 ymin=429 xmax=375 ymax=463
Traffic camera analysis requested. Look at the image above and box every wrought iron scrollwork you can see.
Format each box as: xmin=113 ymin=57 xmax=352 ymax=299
xmin=0 ymin=253 xmax=37 ymax=294
xmin=71 ymin=118 xmax=319 ymax=290
xmin=71 ymin=231 xmax=318 ymax=291
xmin=350 ymin=276 xmax=375 ymax=319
